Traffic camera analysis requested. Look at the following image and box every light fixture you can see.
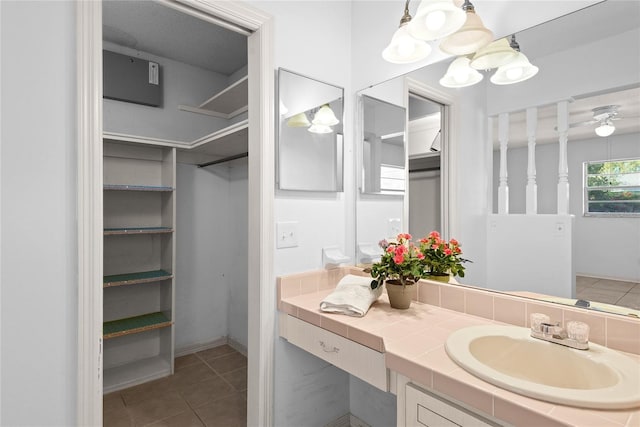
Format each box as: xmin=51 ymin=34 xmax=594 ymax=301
xmin=439 ymin=0 xmax=493 ymax=56
xmin=490 ymin=35 xmax=539 ymax=84
xmin=308 ymin=123 xmax=333 ymax=134
xmin=469 ymin=37 xmax=518 ymax=70
xmin=312 ymin=104 xmax=340 ymax=126
xmin=408 ymin=0 xmax=466 ymax=41
xmin=286 ymin=112 xmax=311 ymax=128
xmin=595 ymin=120 xmax=615 ymax=137
xmin=439 ymin=56 xmax=483 ymax=88
xmin=382 ymin=0 xmax=431 ymax=64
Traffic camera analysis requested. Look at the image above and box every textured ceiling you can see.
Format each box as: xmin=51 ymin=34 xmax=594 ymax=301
xmin=102 ymin=0 xmax=248 ymax=76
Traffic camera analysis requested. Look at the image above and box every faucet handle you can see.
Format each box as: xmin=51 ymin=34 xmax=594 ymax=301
xmin=530 ymin=313 xmax=551 ymax=333
xmin=567 ymin=321 xmax=590 ymax=343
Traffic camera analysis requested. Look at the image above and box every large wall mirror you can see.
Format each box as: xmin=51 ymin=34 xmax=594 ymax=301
xmin=354 ymin=0 xmax=640 ymax=317
xmin=277 ymin=68 xmax=344 ymax=192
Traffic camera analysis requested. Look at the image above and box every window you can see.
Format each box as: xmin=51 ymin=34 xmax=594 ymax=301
xmin=380 ymin=164 xmax=406 ymax=192
xmin=584 ymin=158 xmax=640 ymax=216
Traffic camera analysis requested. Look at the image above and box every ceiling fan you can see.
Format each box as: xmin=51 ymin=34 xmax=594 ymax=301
xmin=568 ymin=104 xmax=621 ymax=137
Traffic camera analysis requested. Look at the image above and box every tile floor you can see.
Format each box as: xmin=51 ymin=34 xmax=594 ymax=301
xmin=104 ymin=345 xmax=247 ymax=427
xmin=576 ymin=275 xmax=640 ymax=310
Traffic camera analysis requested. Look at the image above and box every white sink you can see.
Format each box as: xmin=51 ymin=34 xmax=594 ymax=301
xmin=445 ymin=325 xmax=640 ymax=409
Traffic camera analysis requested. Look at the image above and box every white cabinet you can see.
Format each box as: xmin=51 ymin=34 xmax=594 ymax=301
xmin=405 ymin=383 xmax=499 ymax=427
xmin=280 ymin=314 xmax=388 ymax=391
xmin=102 ymin=140 xmax=176 ymax=392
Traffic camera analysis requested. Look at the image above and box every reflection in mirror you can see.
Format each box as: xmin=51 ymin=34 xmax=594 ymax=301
xmin=361 ymin=95 xmax=407 ymax=195
xmin=408 ymin=93 xmax=443 ymax=238
xmin=277 ymin=68 xmax=344 ymax=191
xmin=354 ymin=1 xmax=640 ymax=317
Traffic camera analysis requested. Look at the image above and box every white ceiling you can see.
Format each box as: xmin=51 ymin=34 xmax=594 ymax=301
xmin=102 ymin=0 xmax=248 ymax=76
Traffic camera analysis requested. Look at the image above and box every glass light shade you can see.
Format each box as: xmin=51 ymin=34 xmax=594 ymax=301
xmin=312 ymin=104 xmax=339 ymax=126
xmin=382 ymin=23 xmax=432 ymax=64
xmin=408 ymin=0 xmax=466 ymax=41
xmin=439 ymin=56 xmax=483 ymax=88
xmin=595 ymin=122 xmax=615 ymax=137
xmin=439 ymin=10 xmax=493 ymax=55
xmin=286 ymin=112 xmax=310 ymax=128
xmin=470 ymin=38 xmax=518 ymax=70
xmin=308 ymin=123 xmax=333 ymax=134
xmin=490 ymin=52 xmax=539 ymax=85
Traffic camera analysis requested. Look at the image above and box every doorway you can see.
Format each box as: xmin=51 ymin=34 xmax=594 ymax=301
xmin=407 ymin=93 xmax=444 ymax=238
xmin=76 ymin=1 xmax=274 ymax=425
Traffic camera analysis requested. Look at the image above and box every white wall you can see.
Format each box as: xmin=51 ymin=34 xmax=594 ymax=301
xmin=493 ymin=133 xmax=640 ymax=282
xmin=1 ymin=1 xmax=77 ymax=425
xmin=176 ymin=164 xmax=238 ymax=350
xmin=227 ymin=163 xmax=249 ymax=348
xmin=246 ymin=1 xmax=354 ymax=425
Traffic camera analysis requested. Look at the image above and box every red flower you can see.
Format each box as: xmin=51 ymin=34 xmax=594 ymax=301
xmin=450 ymin=238 xmax=459 ymax=246
xmin=444 ymin=248 xmax=452 ymax=256
xmin=429 ymin=230 xmax=440 ymax=239
xmin=417 ymin=253 xmax=425 ymax=260
xmin=394 ymin=254 xmax=404 ymax=264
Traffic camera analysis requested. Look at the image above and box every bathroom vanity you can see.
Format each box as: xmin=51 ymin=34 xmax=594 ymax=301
xmin=278 ymin=268 xmax=640 ymax=427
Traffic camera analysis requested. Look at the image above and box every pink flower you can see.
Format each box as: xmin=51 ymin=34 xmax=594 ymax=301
xmin=444 ymin=248 xmax=452 ymax=256
xmin=386 ymin=246 xmax=394 ymax=253
xmin=417 ymin=253 xmax=425 ymax=260
xmin=455 ymin=247 xmax=462 ymax=254
xmin=450 ymin=238 xmax=459 ymax=246
xmin=431 ymin=244 xmax=439 ymax=250
xmin=428 ymin=230 xmax=440 ymax=239
xmin=394 ymin=254 xmax=404 ymax=264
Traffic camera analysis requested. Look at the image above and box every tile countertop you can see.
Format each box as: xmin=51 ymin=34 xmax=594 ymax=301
xmin=279 ymin=288 xmax=640 ymax=427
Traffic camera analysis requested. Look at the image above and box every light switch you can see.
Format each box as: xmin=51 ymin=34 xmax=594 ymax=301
xmin=276 ymin=221 xmax=298 ymax=249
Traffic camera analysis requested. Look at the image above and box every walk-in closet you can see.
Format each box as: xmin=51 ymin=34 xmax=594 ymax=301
xmin=101 ymin=2 xmax=249 ymax=425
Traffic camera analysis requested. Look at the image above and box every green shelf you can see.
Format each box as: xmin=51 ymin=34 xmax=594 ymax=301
xmin=104 ymin=227 xmax=173 ymax=236
xmin=103 ymin=270 xmax=173 ymax=288
xmin=103 ymin=312 xmax=172 ymax=339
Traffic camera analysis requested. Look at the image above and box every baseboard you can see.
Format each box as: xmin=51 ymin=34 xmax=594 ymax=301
xmin=227 ymin=336 xmax=248 ymax=356
xmin=175 ymin=336 xmax=248 ymax=358
xmin=349 ymin=414 xmax=371 ymax=427
xmin=324 ymin=413 xmax=370 ymax=427
xmin=175 ymin=336 xmax=228 ymax=357
xmin=324 ymin=414 xmax=350 ymax=427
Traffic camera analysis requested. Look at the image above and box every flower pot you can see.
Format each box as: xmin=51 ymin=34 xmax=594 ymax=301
xmin=385 ymin=280 xmax=415 ymax=309
xmin=427 ymin=273 xmax=451 ymax=283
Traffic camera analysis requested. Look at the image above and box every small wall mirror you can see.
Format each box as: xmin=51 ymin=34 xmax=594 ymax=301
xmin=277 ymin=68 xmax=344 ymax=191
xmin=361 ymin=95 xmax=407 ymax=195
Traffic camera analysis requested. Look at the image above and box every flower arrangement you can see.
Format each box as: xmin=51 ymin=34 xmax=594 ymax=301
xmin=368 ymin=233 xmax=429 ymax=290
xmin=419 ymin=230 xmax=468 ymax=278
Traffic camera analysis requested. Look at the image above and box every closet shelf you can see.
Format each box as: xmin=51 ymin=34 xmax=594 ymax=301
xmin=104 ymin=227 xmax=173 ymax=236
xmin=178 ymin=75 xmax=248 ymax=119
xmin=103 ymin=270 xmax=173 ymax=288
xmin=103 ymin=312 xmax=172 ymax=339
xmin=104 ymin=184 xmax=174 ymax=192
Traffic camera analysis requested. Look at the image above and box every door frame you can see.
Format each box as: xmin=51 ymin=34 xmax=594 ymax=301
xmin=404 ymin=78 xmax=458 ymax=240
xmin=76 ymin=1 xmax=274 ymax=425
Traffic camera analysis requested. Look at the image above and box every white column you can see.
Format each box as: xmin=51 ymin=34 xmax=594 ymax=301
xmin=526 ymin=107 xmax=538 ymax=214
xmin=557 ymin=101 xmax=570 ymax=214
xmin=498 ymin=113 xmax=509 ymax=214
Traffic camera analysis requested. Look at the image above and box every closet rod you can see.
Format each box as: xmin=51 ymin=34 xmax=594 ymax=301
xmin=198 ymin=152 xmax=248 ymax=168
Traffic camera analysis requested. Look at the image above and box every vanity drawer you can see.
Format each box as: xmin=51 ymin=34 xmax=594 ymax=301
xmin=283 ymin=315 xmax=387 ymax=390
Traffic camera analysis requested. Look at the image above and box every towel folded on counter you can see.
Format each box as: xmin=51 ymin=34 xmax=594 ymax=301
xmin=319 ymin=274 xmax=382 ymax=317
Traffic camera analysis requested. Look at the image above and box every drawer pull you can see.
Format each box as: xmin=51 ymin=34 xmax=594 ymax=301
xmin=319 ymin=340 xmax=340 ymax=353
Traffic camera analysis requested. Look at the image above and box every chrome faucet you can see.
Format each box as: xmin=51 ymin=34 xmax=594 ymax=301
xmin=530 ymin=313 xmax=589 ymax=350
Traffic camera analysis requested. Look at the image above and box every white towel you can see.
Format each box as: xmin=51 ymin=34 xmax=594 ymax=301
xmin=319 ymin=274 xmax=383 ymax=317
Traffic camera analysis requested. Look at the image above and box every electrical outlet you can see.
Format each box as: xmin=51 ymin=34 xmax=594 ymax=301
xmin=388 ymin=218 xmax=401 ymax=237
xmin=276 ymin=221 xmax=298 ymax=248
